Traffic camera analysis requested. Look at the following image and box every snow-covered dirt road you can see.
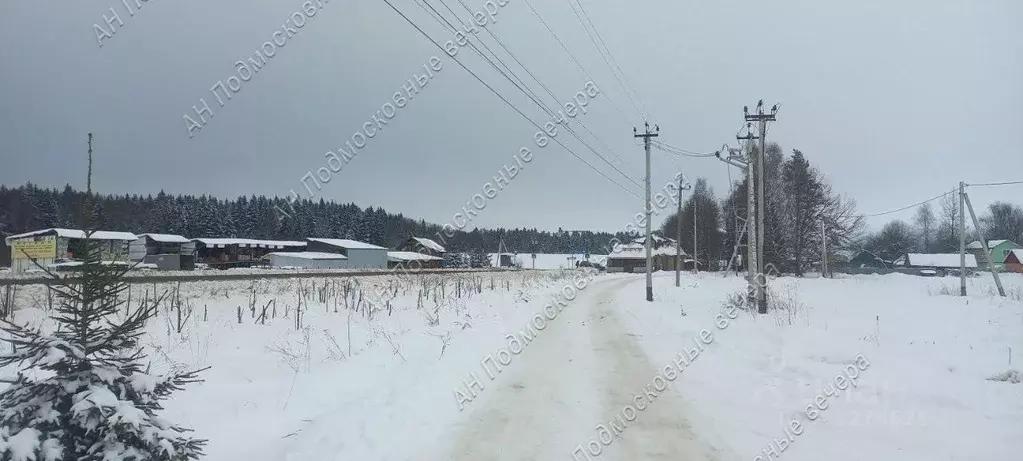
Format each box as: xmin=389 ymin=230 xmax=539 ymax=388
xmin=443 ymin=276 xmax=727 ymax=461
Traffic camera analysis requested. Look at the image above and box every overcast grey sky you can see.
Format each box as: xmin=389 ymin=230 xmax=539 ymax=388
xmin=1 ymin=0 xmax=1021 ymax=234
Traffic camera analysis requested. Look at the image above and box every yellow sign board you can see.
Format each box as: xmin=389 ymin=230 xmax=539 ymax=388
xmin=11 ymin=238 xmax=57 ymax=260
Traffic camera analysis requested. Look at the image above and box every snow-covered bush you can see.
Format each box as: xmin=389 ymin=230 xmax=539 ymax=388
xmin=0 ymin=229 xmax=207 ymax=461
xmin=987 ymin=369 xmax=1022 ymax=384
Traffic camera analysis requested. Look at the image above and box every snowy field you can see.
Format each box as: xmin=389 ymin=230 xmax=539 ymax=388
xmin=2 ymin=270 xmax=1021 ymax=460
xmin=616 ymin=272 xmax=1023 ymax=460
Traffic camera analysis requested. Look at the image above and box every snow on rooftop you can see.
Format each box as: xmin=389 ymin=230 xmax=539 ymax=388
xmin=412 ymin=237 xmax=446 ymax=253
xmin=5 ymin=228 xmax=137 ymax=245
xmin=905 ymin=253 xmax=977 ymax=268
xmin=308 ymin=238 xmax=386 ymax=250
xmin=967 ymin=239 xmax=1013 ymax=250
xmin=608 ymin=242 xmax=684 ymax=259
xmin=631 ymin=234 xmax=676 ymax=246
xmin=1007 ymin=249 xmax=1023 ymax=262
xmin=387 ymin=251 xmax=443 ymax=262
xmin=136 ymin=233 xmax=190 ymax=244
xmin=835 ymin=249 xmax=858 ymax=259
xmin=193 ymin=238 xmax=307 ymax=248
xmin=268 ymin=251 xmax=347 ymax=260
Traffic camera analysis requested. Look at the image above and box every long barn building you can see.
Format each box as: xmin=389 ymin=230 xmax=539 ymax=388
xmin=5 ymin=228 xmax=137 ymax=273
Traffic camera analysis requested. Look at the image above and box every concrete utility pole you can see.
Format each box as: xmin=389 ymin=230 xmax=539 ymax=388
xmin=675 ymin=176 xmax=683 ymax=287
xmin=963 ymin=190 xmax=1007 ymax=297
xmin=959 ymin=181 xmax=967 ymax=296
xmin=635 ymin=122 xmax=659 ymax=302
xmin=745 ymin=101 xmax=778 ymax=314
xmin=736 ymin=124 xmax=759 ymax=304
xmin=693 ymin=193 xmax=699 ymax=274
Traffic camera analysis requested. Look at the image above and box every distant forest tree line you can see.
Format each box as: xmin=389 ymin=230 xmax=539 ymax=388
xmin=5 ymin=144 xmax=1018 ymax=273
xmin=0 ymin=183 xmax=630 ymax=256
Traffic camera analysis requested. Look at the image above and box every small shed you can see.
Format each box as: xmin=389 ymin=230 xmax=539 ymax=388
xmin=130 ymin=233 xmax=196 ymax=270
xmin=387 ymin=251 xmax=443 ymax=269
xmin=269 ymin=251 xmax=348 ymax=269
xmin=397 ymin=236 xmax=447 ymax=258
xmin=4 ymin=228 xmax=137 ymax=273
xmin=497 ymin=253 xmax=518 ymax=268
xmin=1003 ymin=249 xmax=1023 ymax=273
xmin=306 ymin=238 xmax=388 ymax=269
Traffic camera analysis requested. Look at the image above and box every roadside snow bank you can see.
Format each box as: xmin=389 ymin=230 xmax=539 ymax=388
xmin=615 ymin=272 xmax=1023 ymax=461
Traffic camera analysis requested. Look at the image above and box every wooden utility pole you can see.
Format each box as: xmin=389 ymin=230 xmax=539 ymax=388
xmin=963 ymin=190 xmax=1006 ymax=296
xmin=635 ymin=123 xmax=659 ymax=302
xmin=745 ymin=101 xmax=777 ymax=314
xmin=86 ymin=133 xmax=94 ymax=195
xmin=959 ymin=182 xmax=967 ymax=296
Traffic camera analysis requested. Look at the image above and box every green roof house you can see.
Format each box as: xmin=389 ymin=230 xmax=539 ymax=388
xmin=966 ymin=239 xmax=1021 ymax=270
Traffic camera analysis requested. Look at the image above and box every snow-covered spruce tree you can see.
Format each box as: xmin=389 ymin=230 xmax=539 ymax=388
xmin=0 ymin=133 xmax=207 ymax=461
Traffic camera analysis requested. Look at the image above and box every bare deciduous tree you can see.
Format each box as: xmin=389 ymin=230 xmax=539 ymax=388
xmin=981 ymin=202 xmax=1023 ymax=244
xmin=914 ymin=202 xmax=936 ymax=252
xmin=935 ymin=193 xmax=961 ymax=252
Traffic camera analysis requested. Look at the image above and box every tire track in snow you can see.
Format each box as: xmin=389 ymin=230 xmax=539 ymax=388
xmin=441 ymin=275 xmax=723 ymax=460
xmin=584 ymin=279 xmax=725 ymax=461
xmin=442 ymin=277 xmax=631 ymax=461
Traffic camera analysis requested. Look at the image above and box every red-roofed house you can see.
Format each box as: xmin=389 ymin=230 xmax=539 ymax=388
xmin=1004 ymin=249 xmax=1023 ymax=273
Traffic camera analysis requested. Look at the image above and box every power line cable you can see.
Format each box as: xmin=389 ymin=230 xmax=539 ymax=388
xmin=420 ymin=1 xmax=607 ymax=156
xmin=383 ymin=0 xmax=644 ymax=198
xmin=657 ymin=143 xmax=681 ymax=170
xmin=564 ymin=0 xmax=646 ymax=120
xmin=452 ymin=0 xmax=640 ymax=178
xmin=966 ymin=180 xmax=1023 ymax=187
xmin=418 ymin=1 xmax=536 ymax=101
xmin=568 ymin=0 xmax=649 ymax=118
xmin=858 ymin=188 xmax=957 ymax=218
xmin=521 ymin=0 xmax=634 ymax=127
xmin=850 ymin=180 xmax=1018 ymax=220
xmin=418 ymin=0 xmax=644 ymax=190
xmin=651 ymin=140 xmax=720 ymax=157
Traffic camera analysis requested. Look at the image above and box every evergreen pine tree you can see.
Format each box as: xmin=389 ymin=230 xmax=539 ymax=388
xmin=0 ymin=134 xmax=207 ymax=461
